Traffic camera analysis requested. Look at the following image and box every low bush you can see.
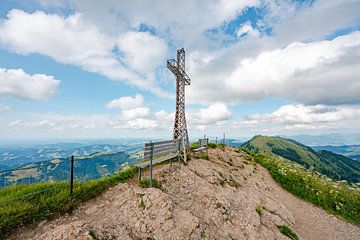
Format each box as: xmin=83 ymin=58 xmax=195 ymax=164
xmin=139 ymin=178 xmax=160 ymax=189
xmin=277 ymin=225 xmax=298 ymax=240
xmin=0 ymin=167 xmax=136 ymax=237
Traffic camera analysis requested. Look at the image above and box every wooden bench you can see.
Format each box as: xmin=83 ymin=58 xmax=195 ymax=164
xmin=135 ymin=140 xmax=181 ymax=187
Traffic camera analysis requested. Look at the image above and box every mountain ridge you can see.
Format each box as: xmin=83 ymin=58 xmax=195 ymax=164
xmin=242 ymin=135 xmax=360 ymax=183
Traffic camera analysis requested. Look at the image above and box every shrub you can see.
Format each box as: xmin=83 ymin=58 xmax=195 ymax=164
xmin=139 ymin=178 xmax=160 ymax=189
xmin=277 ymin=225 xmax=299 ymax=240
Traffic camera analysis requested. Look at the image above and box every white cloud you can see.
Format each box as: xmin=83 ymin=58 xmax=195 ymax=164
xmin=0 ymin=68 xmax=60 ymax=100
xmin=0 ymin=9 xmax=171 ymax=97
xmin=226 ymin=31 xmax=360 ymax=105
xmin=236 ymin=21 xmax=260 ymax=38
xmin=189 ymin=103 xmax=232 ymax=125
xmin=246 ymin=104 xmax=360 ymax=124
xmin=117 ymin=32 xmax=168 ymax=74
xmin=106 ymin=94 xmax=144 ymax=109
xmin=119 ymin=118 xmax=159 ymax=130
xmin=188 ymin=31 xmax=360 ymax=105
xmin=119 ymin=107 xmax=150 ymax=120
xmin=0 ymin=103 xmax=11 ymax=111
xmin=154 ymin=110 xmax=174 ymax=122
xmin=72 ymin=0 xmax=259 ymax=47
xmin=271 ymin=0 xmax=360 ymax=43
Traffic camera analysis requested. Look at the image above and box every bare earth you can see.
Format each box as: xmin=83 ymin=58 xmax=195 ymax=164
xmin=10 ymin=147 xmax=360 ymax=240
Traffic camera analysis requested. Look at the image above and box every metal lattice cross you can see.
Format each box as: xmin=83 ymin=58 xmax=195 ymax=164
xmin=167 ymin=48 xmax=191 ymax=147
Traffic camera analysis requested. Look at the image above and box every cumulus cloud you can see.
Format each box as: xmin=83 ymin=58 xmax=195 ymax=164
xmin=226 ymin=32 xmax=360 ymax=105
xmin=117 ymin=32 xmax=168 ymax=74
xmin=189 ymin=103 xmax=232 ymax=125
xmin=119 ymin=107 xmax=150 ymax=120
xmin=0 ymin=68 xmax=60 ymax=100
xmin=0 ymin=9 xmax=170 ymax=97
xmin=106 ymin=94 xmax=144 ymax=109
xmin=188 ymin=31 xmax=360 ymax=105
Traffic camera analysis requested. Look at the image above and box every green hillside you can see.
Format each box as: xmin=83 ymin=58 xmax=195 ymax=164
xmin=242 ymin=135 xmax=360 ymax=183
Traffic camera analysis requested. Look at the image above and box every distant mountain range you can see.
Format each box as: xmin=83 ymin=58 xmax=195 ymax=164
xmin=243 ymin=135 xmax=360 ymax=183
xmin=0 ymin=150 xmax=143 ymax=189
xmin=0 ymin=141 xmax=145 ymax=171
xmin=312 ymin=145 xmax=360 ymax=161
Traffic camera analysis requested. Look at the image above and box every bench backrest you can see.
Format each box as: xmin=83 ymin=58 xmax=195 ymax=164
xmin=144 ymin=140 xmax=178 ymax=160
xmin=199 ymin=138 xmax=209 ymax=149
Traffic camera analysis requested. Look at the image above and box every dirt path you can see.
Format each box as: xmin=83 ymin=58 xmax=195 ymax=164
xmin=9 ymin=147 xmax=360 ymax=240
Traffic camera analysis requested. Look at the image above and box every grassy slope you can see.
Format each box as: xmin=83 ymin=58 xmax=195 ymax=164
xmin=0 ymin=167 xmax=136 ymax=238
xmin=237 ymin=148 xmax=360 ymax=225
xmin=243 ymin=136 xmax=360 ymax=183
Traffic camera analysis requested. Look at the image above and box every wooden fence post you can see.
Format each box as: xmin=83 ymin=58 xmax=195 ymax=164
xmin=138 ymin=167 xmax=142 ymax=181
xmin=150 ymin=141 xmax=154 ymax=188
xmin=70 ymin=155 xmax=74 ymax=197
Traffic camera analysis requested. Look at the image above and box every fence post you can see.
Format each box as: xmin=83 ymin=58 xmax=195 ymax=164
xmin=70 ymin=155 xmax=74 ymax=197
xmin=178 ymin=139 xmax=181 ymax=168
xmin=150 ymin=141 xmax=154 ymax=188
xmin=138 ymin=167 xmax=142 ymax=181
xmin=183 ymin=139 xmax=187 ymax=165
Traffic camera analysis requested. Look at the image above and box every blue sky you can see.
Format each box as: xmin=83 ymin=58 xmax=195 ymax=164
xmin=0 ymin=0 xmax=359 ymax=141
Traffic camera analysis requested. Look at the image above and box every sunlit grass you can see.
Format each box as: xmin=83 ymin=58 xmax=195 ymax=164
xmin=245 ymin=150 xmax=360 ymax=225
xmin=0 ymin=167 xmax=136 ymax=237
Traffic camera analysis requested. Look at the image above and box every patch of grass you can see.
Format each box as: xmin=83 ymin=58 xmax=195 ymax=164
xmin=139 ymin=178 xmax=160 ymax=189
xmin=228 ymin=178 xmax=239 ymax=188
xmin=190 ymin=142 xmax=199 ymax=150
xmin=216 ymin=143 xmax=225 ymax=149
xmin=254 ymin=153 xmax=360 ymax=225
xmin=89 ymin=229 xmax=99 ymax=240
xmin=219 ymin=179 xmax=225 ymax=187
xmin=0 ymin=167 xmax=136 ymax=238
xmin=277 ymin=225 xmax=299 ymax=240
xmin=256 ymin=206 xmax=265 ymax=216
xmin=194 ymin=153 xmax=209 ymax=160
xmin=236 ymin=146 xmax=256 ymax=156
xmin=208 ymin=143 xmax=217 ymax=148
xmin=200 ymin=229 xmax=206 ymax=238
xmin=139 ymin=197 xmax=146 ymax=210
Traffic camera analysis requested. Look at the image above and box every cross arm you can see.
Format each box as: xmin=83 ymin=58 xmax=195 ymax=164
xmin=167 ymin=59 xmax=191 ymax=85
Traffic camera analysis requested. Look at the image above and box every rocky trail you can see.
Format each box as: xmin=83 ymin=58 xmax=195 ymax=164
xmin=10 ymin=147 xmax=360 ymax=240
